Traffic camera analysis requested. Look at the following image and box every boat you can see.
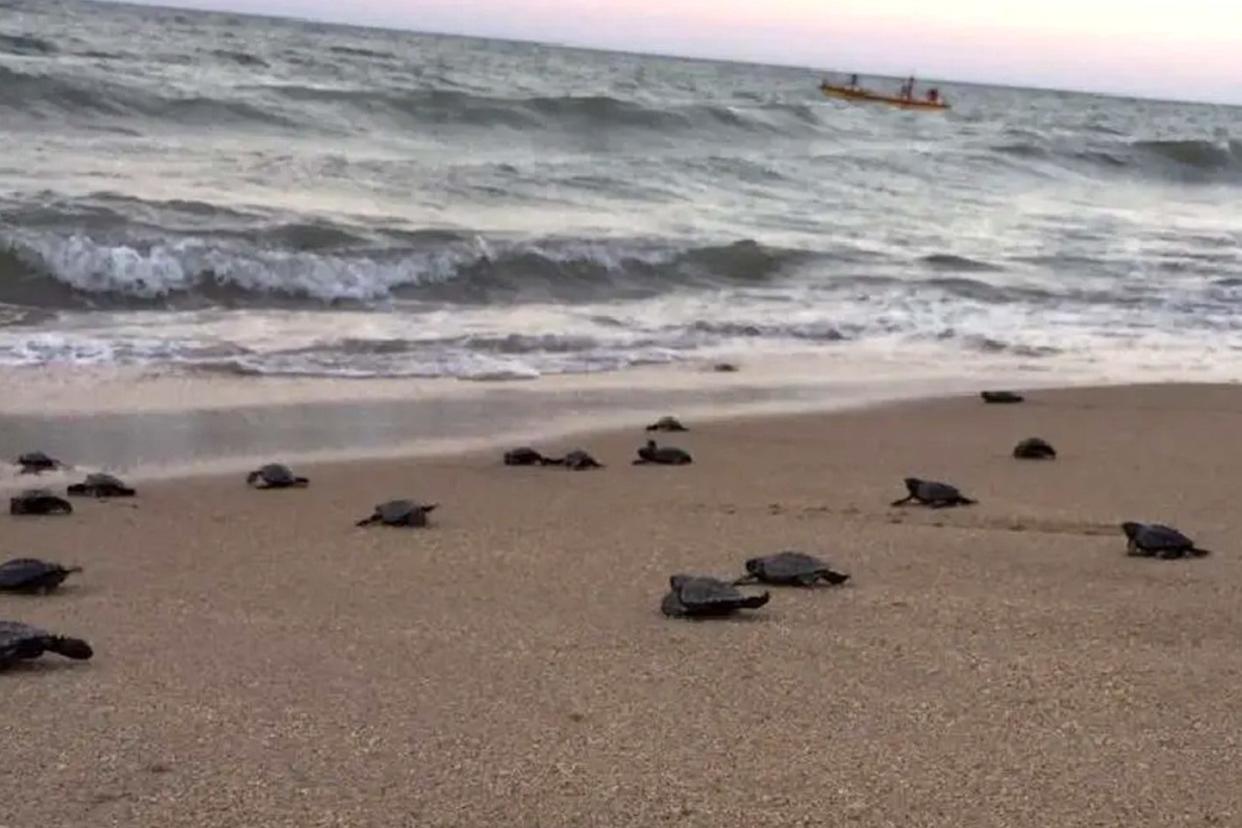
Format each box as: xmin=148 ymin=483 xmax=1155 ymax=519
xmin=819 ymin=81 xmax=949 ymax=111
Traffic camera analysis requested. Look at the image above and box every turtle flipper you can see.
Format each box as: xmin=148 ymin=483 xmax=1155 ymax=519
xmin=890 ymin=495 xmax=914 ymax=506
xmin=1189 ymin=546 xmax=1212 ymax=557
xmin=821 ymin=571 xmax=850 ymax=586
xmin=46 ymin=636 xmax=93 ymax=661
xmin=660 ymin=590 xmax=688 ymax=617
xmin=293 ymin=478 xmax=310 ymax=487
xmin=67 ymin=484 xmax=86 ymax=496
xmin=738 ymin=591 xmax=771 ymax=610
xmin=355 ymin=515 xmax=379 ymax=527
xmin=732 ymin=573 xmax=759 ymax=586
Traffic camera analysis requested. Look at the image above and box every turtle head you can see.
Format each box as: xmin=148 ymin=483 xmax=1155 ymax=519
xmin=903 ymin=477 xmax=923 ymax=492
xmin=646 ymin=440 xmax=657 ymax=450
xmin=245 ymin=470 xmax=261 ymax=484
xmin=1121 ymin=522 xmax=1142 ymax=540
xmin=668 ymin=574 xmax=692 ymax=590
xmin=743 ymin=558 xmax=763 ymax=575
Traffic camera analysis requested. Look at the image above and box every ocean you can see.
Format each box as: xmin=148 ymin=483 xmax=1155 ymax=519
xmin=1 ymin=0 xmax=1241 ymax=384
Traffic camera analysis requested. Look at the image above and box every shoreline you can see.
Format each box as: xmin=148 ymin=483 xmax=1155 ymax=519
xmin=0 ymin=354 xmax=1139 ymax=485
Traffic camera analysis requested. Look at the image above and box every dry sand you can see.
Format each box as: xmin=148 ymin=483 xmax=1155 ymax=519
xmin=3 ymin=383 xmax=1241 ymax=827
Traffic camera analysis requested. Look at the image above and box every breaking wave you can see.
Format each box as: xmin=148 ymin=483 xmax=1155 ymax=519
xmin=0 ymin=230 xmax=808 ymax=308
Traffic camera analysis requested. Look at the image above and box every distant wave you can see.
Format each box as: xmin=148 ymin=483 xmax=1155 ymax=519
xmin=0 ymin=59 xmax=822 ymax=138
xmin=211 ymin=48 xmax=268 ymax=67
xmin=0 ymin=33 xmax=57 ymax=55
xmin=993 ymin=137 xmax=1242 ymax=181
xmin=0 ymin=65 xmax=296 ymax=127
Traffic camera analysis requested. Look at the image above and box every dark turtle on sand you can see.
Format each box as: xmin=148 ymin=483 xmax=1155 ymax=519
xmin=981 ymin=391 xmax=1024 ymax=404
xmin=16 ymin=452 xmax=63 ymax=474
xmin=645 ymin=416 xmax=688 ymax=432
xmin=735 ymin=551 xmax=850 ymax=587
xmin=67 ymin=473 xmax=136 ymax=497
xmin=891 ymin=478 xmax=976 ymax=508
xmin=245 ymin=463 xmax=308 ymax=489
xmin=0 ymin=621 xmax=93 ymax=670
xmin=554 ymin=450 xmax=604 ymax=470
xmin=10 ymin=489 xmax=73 ymax=516
xmin=0 ymin=559 xmax=82 ymax=594
xmin=712 ymin=363 xmax=739 ymax=373
xmin=504 ymin=447 xmax=548 ymax=466
xmin=1121 ymin=522 xmax=1210 ymax=559
xmin=660 ymin=575 xmax=770 ymax=618
xmin=356 ymin=499 xmax=437 ymax=528
xmin=1013 ymin=437 xmax=1057 ymax=460
xmin=634 ymin=440 xmax=692 ymax=465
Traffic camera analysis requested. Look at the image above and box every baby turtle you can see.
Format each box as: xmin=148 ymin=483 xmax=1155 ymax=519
xmin=0 ymin=559 xmax=83 ymax=593
xmin=712 ymin=362 xmax=739 ymax=373
xmin=660 ymin=575 xmax=770 ymax=618
xmin=735 ymin=551 xmax=850 ymax=587
xmin=634 ymin=440 xmax=692 ymax=465
xmin=17 ymin=451 xmax=63 ymax=474
xmin=0 ymin=621 xmax=93 ymax=670
xmin=552 ymin=450 xmax=604 ymax=470
xmin=646 ymin=416 xmax=688 ymax=432
xmin=1121 ymin=522 xmax=1210 ymax=559
xmin=10 ymin=489 xmax=73 ymax=516
xmin=891 ymin=478 xmax=976 ymax=508
xmin=356 ymin=499 xmax=437 ymax=528
xmin=67 ymin=472 xmax=136 ymax=497
xmin=503 ymin=447 xmax=549 ymax=466
xmin=1013 ymin=437 xmax=1057 ymax=460
xmin=981 ymin=391 xmax=1024 ymax=404
xmin=246 ymin=463 xmax=308 ymax=489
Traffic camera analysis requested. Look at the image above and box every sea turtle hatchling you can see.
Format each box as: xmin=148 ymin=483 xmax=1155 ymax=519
xmin=553 ymin=450 xmax=603 ymax=470
xmin=1013 ymin=437 xmax=1057 ymax=460
xmin=0 ymin=620 xmax=93 ymax=670
xmin=734 ymin=551 xmax=850 ymax=587
xmin=356 ymin=499 xmax=437 ymax=528
xmin=16 ymin=452 xmax=63 ymax=474
xmin=981 ymin=391 xmax=1024 ymax=404
xmin=0 ymin=559 xmax=83 ymax=594
xmin=503 ymin=447 xmax=548 ymax=466
xmin=245 ymin=463 xmax=309 ymax=489
xmin=1122 ymin=522 xmax=1210 ymax=559
xmin=68 ymin=473 xmax=136 ymax=497
xmin=634 ymin=440 xmax=692 ymax=465
xmin=645 ymin=416 xmax=688 ymax=432
xmin=661 ymin=575 xmax=770 ymax=618
xmin=10 ymin=489 xmax=73 ymax=516
xmin=891 ymin=478 xmax=976 ymax=508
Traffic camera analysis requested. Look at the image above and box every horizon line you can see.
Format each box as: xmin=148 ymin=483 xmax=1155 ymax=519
xmin=89 ymin=0 xmax=1242 ymax=108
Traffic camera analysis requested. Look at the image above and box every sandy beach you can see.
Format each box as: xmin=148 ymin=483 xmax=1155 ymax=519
xmin=4 ymin=383 xmax=1242 ymax=827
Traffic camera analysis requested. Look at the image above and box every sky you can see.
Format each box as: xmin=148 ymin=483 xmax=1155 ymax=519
xmin=108 ymin=0 xmax=1242 ymax=103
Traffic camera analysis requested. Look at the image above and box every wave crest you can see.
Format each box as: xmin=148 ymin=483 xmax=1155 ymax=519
xmin=0 ymin=232 xmax=805 ymax=307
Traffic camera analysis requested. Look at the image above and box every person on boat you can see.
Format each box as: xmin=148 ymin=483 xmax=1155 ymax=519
xmin=901 ymin=76 xmax=916 ymax=100
xmin=848 ymin=73 xmax=859 ymax=89
xmin=926 ymin=88 xmax=940 ymax=104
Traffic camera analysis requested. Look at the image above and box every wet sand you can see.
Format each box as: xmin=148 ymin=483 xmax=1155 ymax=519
xmin=3 ymin=383 xmax=1241 ymax=827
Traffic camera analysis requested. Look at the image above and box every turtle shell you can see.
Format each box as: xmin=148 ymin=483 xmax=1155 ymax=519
xmin=663 ymin=575 xmax=769 ymax=617
xmin=747 ymin=551 xmax=847 ymax=585
xmin=0 ymin=559 xmax=78 ymax=592
xmin=377 ymin=500 xmax=436 ymax=526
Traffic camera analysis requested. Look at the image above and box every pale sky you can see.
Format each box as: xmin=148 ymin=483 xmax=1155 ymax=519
xmin=110 ymin=0 xmax=1242 ymax=103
